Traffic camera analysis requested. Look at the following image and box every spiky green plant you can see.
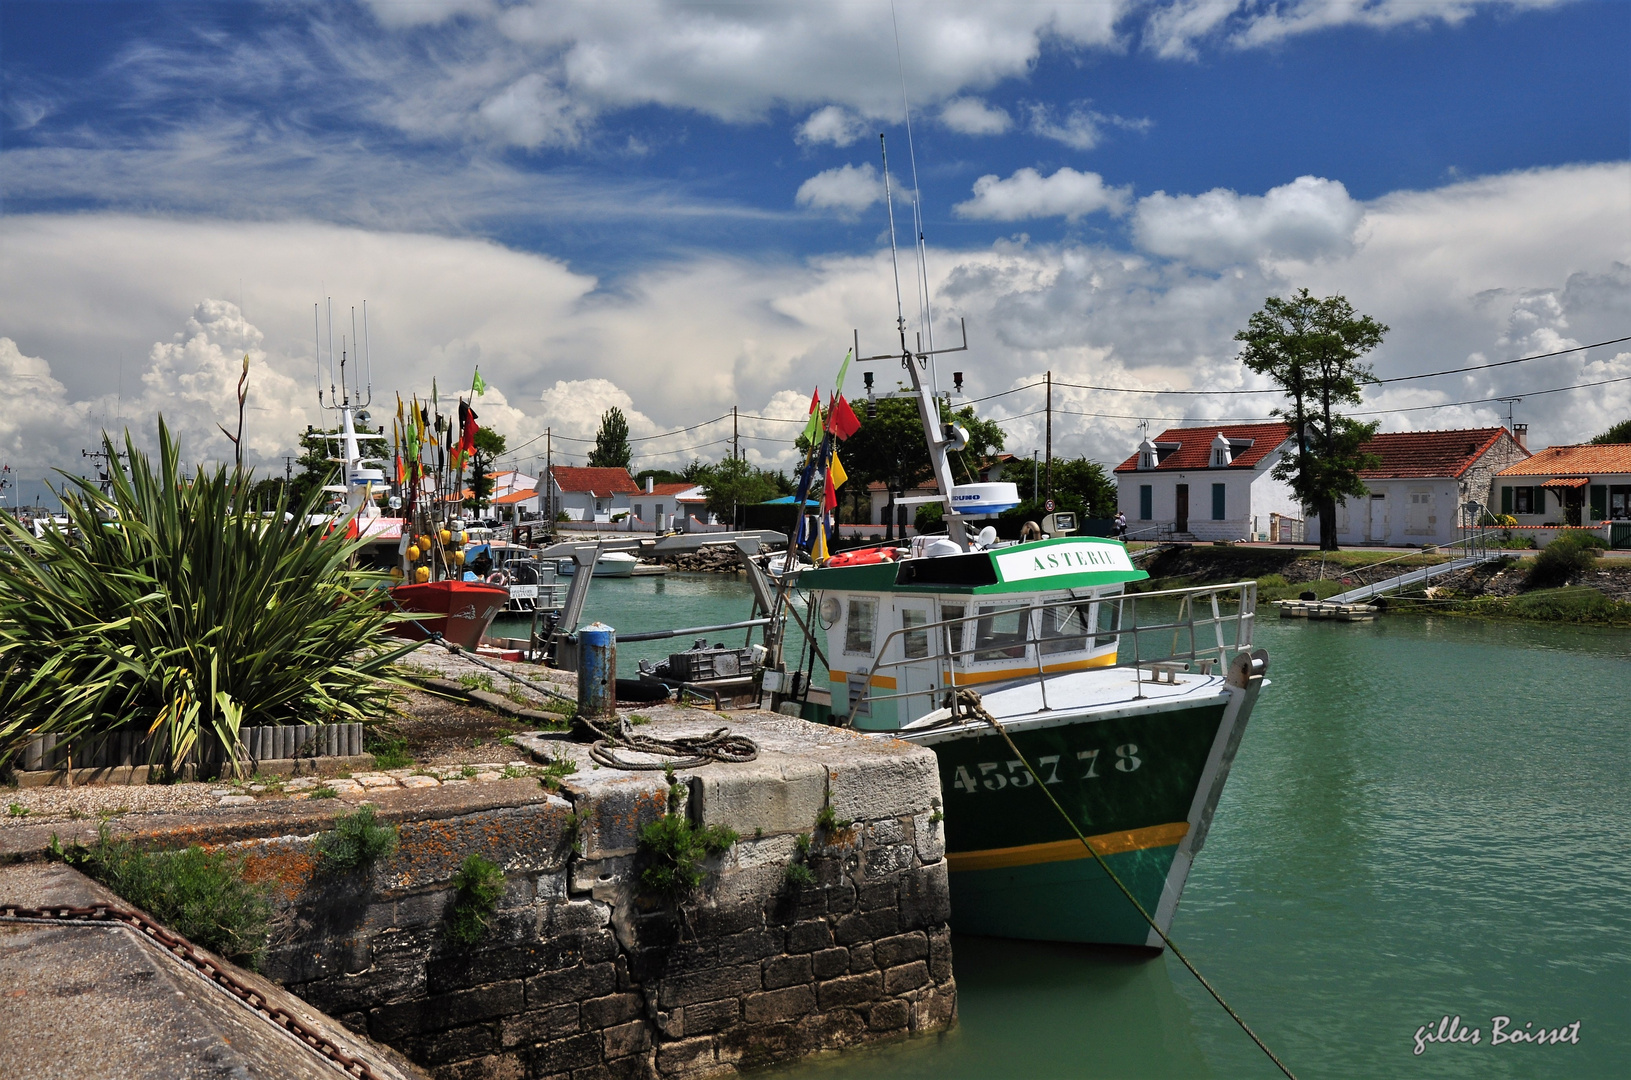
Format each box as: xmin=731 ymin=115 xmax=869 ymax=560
xmin=0 ymin=420 xmax=415 ymax=774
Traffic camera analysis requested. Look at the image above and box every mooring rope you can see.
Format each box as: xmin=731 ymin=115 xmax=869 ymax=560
xmin=953 ymin=688 xmax=1298 ymax=1080
xmin=384 ymin=595 xmax=758 ymax=771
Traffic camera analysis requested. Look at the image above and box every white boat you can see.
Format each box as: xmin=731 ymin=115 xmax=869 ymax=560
xmin=556 ymin=550 xmax=639 ymax=578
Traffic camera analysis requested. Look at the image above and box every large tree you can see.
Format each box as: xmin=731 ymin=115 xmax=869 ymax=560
xmin=837 ymin=396 xmax=1005 ymax=530
xmin=1590 ymin=418 xmax=1631 ymax=444
xmin=464 ymin=427 xmax=507 ymax=510
xmin=587 ymin=407 xmax=632 ymax=469
xmin=1236 ymin=289 xmax=1387 ymax=550
xmin=1004 ymin=456 xmax=1118 ymax=526
xmin=696 ymin=454 xmax=782 ymax=525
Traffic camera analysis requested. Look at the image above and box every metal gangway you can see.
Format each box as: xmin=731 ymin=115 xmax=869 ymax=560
xmin=1323 ymin=531 xmax=1505 ymax=604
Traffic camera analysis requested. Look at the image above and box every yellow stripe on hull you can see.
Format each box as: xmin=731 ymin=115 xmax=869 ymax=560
xmin=941 ymin=650 xmax=1118 ymax=685
xmin=946 ymin=821 xmax=1190 ymax=872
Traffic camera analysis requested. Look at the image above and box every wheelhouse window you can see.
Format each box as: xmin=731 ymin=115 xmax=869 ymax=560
xmin=1039 ymin=599 xmax=1091 ymax=655
xmin=844 ymin=597 xmax=877 ymax=654
xmin=901 ymin=608 xmax=930 ymax=660
xmin=974 ymin=604 xmax=1030 ymax=662
xmin=1095 ymin=596 xmax=1122 ymax=649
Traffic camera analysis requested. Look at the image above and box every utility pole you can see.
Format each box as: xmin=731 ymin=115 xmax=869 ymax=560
xmin=1044 ymin=370 xmax=1053 ymax=508
xmin=733 ymin=406 xmax=740 ymax=461
xmin=545 ymin=428 xmax=553 ymax=525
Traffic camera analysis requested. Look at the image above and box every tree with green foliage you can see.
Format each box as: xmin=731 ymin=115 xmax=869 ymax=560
xmin=288 ymin=425 xmax=337 ymax=509
xmin=1590 ymin=418 xmax=1631 ymax=444
xmin=464 ymin=427 xmax=507 ymax=510
xmin=1236 ymin=289 xmax=1387 ymax=550
xmin=696 ymin=454 xmax=784 ymax=525
xmin=588 ymin=408 xmax=632 ymax=470
xmin=635 ymin=468 xmax=688 ymax=487
xmin=1002 ymin=456 xmax=1118 ymax=529
xmin=838 ymin=396 xmax=1005 ymax=530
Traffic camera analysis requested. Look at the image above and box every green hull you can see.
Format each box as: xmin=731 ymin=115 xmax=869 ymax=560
xmin=912 ymin=685 xmax=1255 ymax=947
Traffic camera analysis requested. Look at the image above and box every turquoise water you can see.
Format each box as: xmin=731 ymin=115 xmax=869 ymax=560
xmin=512 ymin=575 xmax=1631 ymax=1078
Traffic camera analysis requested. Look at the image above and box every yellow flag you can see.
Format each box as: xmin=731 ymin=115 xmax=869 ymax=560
xmin=829 ymin=453 xmax=848 ymax=491
xmin=814 ymin=518 xmax=829 ymax=562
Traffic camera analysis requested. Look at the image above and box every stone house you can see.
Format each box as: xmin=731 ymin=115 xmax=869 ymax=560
xmin=1113 ymin=423 xmax=1302 ymax=542
xmin=1310 ymin=426 xmax=1529 ymax=547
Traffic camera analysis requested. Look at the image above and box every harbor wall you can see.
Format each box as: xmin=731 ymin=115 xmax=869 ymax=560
xmin=8 ymin=716 xmax=955 ymax=1080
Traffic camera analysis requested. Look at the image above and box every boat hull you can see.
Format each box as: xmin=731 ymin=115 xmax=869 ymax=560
xmin=388 ymin=581 xmax=509 ymax=651
xmin=907 ymin=667 xmax=1261 ymax=948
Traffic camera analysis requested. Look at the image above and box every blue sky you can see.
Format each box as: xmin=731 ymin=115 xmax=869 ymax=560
xmin=1 ymin=0 xmax=1628 ymax=496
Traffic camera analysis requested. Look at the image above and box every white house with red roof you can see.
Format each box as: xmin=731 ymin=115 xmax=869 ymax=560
xmin=1312 ymin=427 xmax=1528 ymax=547
xmin=549 ymin=466 xmax=640 ymax=523
xmin=1493 ymin=442 xmax=1631 ymax=534
xmin=629 ymin=479 xmax=711 ymax=532
xmin=1315 ymin=427 xmax=1528 ymax=546
xmin=1113 ymin=423 xmax=1302 ymax=542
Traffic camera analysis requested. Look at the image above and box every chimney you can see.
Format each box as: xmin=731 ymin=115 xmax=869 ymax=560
xmin=1512 ymin=423 xmax=1528 ymax=452
xmin=646 ymin=476 xmax=654 ymax=494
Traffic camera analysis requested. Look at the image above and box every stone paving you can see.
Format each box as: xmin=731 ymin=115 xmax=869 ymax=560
xmin=209 ymin=762 xmax=561 ymax=805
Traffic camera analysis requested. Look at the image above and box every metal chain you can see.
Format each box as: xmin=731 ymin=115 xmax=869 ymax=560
xmin=0 ymin=902 xmax=388 ymax=1080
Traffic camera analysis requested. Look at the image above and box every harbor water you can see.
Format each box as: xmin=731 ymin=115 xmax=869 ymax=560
xmin=506 ymin=573 xmax=1631 ymax=1078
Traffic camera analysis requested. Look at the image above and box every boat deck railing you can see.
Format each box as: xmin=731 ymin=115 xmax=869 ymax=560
xmin=844 ymin=580 xmax=1257 ymax=723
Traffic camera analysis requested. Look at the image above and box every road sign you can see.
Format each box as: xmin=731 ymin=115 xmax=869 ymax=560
xmin=1044 ymin=498 xmax=1055 ymax=512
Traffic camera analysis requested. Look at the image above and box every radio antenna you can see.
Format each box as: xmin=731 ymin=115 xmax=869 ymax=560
xmin=325 ymin=298 xmax=338 ymax=409
xmin=879 ymin=134 xmax=910 ymax=360
xmin=890 ymin=1 xmax=938 ymax=394
xmin=361 ymin=300 xmax=373 ymax=407
xmin=313 ymin=303 xmax=324 ymax=407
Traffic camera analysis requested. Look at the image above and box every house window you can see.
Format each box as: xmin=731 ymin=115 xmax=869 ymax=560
xmin=844 ymin=597 xmax=877 ymax=654
xmin=1610 ymin=486 xmax=1631 ymax=520
xmin=1211 ymin=483 xmax=1226 ymax=521
xmin=634 ymin=504 xmax=643 ymax=519
xmin=1513 ymin=487 xmax=1535 ymax=514
xmin=1139 ymin=485 xmax=1153 ymax=521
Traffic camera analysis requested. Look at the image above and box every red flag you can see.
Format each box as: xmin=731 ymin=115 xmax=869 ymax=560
xmin=823 ymin=466 xmax=838 ymax=510
xmin=827 ymin=394 xmax=861 ymax=439
xmin=396 ymin=455 xmax=406 ymax=484
xmin=457 ymin=400 xmax=479 ymax=464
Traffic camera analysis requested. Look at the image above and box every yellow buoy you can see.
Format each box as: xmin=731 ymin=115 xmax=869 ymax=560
xmin=419 ymin=534 xmax=433 ymax=551
xmin=454 ymin=550 xmax=466 ymax=565
xmin=414 ymin=565 xmax=432 ymax=583
xmin=389 ymin=567 xmax=403 ymax=580
xmin=405 ymin=544 xmax=421 ymax=562
xmin=439 ymin=528 xmax=452 ymax=544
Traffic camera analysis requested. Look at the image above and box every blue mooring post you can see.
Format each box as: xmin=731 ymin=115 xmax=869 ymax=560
xmin=577 ymin=622 xmax=616 ymax=720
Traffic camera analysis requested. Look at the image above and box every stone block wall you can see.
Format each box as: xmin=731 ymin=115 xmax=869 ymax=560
xmin=231 ymin=725 xmax=954 ymax=1080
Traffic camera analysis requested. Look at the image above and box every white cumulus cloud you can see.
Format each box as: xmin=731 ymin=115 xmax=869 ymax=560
xmin=795 ymin=163 xmax=885 ymax=217
xmin=954 ymin=168 xmax=1131 ymax=221
xmin=796 ymin=106 xmax=869 ymax=147
xmin=1132 ymin=175 xmax=1365 ymax=267
xmin=940 ymin=97 xmax=1012 ymax=136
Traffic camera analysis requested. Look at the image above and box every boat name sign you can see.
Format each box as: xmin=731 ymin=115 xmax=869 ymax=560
xmin=994 ymin=541 xmax=1134 ymax=582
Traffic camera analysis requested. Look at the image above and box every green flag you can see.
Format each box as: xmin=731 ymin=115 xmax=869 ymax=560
xmin=834 ymin=348 xmax=853 ymax=395
xmin=472 ymin=367 xmax=487 ymax=396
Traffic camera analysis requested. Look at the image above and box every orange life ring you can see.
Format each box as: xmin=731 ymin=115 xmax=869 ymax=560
xmin=826 ymin=546 xmax=899 ymax=567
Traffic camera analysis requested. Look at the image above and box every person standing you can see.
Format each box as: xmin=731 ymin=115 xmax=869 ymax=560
xmin=1114 ymin=510 xmax=1128 ymax=539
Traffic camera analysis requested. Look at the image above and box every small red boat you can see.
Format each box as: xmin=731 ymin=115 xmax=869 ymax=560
xmin=388 ymin=580 xmax=509 ymax=651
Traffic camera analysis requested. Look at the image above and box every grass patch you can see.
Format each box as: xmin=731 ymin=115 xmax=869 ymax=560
xmin=446 ymin=853 xmax=506 ymax=945
xmin=316 ymin=805 xmax=398 ymax=872
xmin=637 ymin=815 xmax=739 ymax=903
xmin=308 ymin=786 xmax=338 ymax=800
xmin=365 ymin=728 xmax=413 ymax=770
xmin=1255 ymin=575 xmax=1348 ymax=603
xmin=8 ymin=801 xmax=27 ymax=818
xmin=457 ymin=673 xmax=498 ymax=693
xmin=52 ymin=825 xmax=273 ymax=969
xmin=1389 ymin=586 xmax=1631 ymax=627
xmin=783 ymin=862 xmax=816 ymax=889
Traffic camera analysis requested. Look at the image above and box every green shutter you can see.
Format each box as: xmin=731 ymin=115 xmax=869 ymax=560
xmin=1534 ymin=487 xmax=1548 ymax=516
xmin=1500 ymin=486 xmax=1512 ymax=514
xmin=1590 ymin=485 xmax=1608 ymax=521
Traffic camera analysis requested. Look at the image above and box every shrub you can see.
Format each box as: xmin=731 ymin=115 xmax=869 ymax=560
xmin=316 ymin=805 xmax=399 ymax=871
xmin=637 ymin=814 xmax=738 ymax=903
xmin=783 ymin=862 xmax=816 ymax=888
xmin=54 ymin=825 xmax=273 ymax=969
xmin=0 ymin=421 xmax=413 ymax=775
xmin=446 ymin=853 xmax=507 ymax=945
xmin=1527 ymin=533 xmax=1607 ymax=588
xmin=365 ymin=729 xmax=414 ymax=770
xmin=814 ymin=804 xmax=851 ymax=833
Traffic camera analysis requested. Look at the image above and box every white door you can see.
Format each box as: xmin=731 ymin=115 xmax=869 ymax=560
xmin=895 ymin=603 xmax=940 ymax=726
xmin=1369 ymin=494 xmax=1388 ymax=543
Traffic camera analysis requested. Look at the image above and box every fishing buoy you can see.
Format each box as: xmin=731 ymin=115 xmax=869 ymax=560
xmin=418 ymin=534 xmax=433 ymax=551
xmin=439 ymin=528 xmax=452 ymax=543
xmin=453 ymin=550 xmax=466 ymax=565
xmin=405 ymin=544 xmax=421 ymax=562
xmin=414 ymin=565 xmax=432 ymax=583
xmin=389 ymin=567 xmax=403 ymax=580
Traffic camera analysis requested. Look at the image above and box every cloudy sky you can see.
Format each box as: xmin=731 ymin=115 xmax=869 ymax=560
xmin=1 ymin=0 xmax=1628 ymax=505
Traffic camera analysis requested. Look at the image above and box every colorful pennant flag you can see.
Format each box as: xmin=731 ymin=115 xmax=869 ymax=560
xmin=472 ymin=367 xmax=487 ymax=396
xmin=827 ymin=394 xmax=862 ymax=440
xmin=834 ymin=347 xmax=853 ymax=395
xmin=800 ymin=388 xmax=821 ymax=445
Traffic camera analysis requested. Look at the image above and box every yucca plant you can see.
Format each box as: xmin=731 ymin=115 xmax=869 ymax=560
xmin=0 ymin=420 xmax=414 ymax=775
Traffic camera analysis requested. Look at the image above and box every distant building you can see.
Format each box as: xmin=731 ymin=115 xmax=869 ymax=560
xmin=1493 ymin=442 xmax=1631 ymax=526
xmin=549 ymin=466 xmax=639 ymax=523
xmin=629 ymin=479 xmax=710 ymax=532
xmin=1310 ymin=427 xmax=1528 ymax=547
xmin=1113 ymin=424 xmax=1301 ymax=542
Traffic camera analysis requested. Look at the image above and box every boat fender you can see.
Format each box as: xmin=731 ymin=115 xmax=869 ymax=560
xmin=826 ymin=546 xmax=898 ymax=568
xmin=487 ymin=571 xmax=510 ymax=586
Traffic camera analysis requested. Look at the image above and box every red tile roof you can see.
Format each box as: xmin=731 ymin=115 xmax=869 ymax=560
xmin=492 ymin=489 xmax=539 ymax=504
xmin=1113 ymin=423 xmax=1292 ymax=473
xmin=1495 ymin=443 xmax=1631 ymax=476
xmin=1357 ymin=427 xmax=1513 ymax=479
xmin=550 ymin=466 xmax=640 ymax=494
xmin=647 ymin=482 xmax=695 ymax=497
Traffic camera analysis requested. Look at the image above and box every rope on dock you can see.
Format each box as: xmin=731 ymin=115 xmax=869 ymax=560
xmin=955 ymin=689 xmax=1299 ymax=1080
xmin=576 ymin=712 xmax=758 ymax=771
